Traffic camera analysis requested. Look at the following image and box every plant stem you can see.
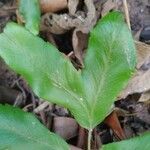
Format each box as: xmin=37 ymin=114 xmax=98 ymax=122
xmin=123 ymin=0 xmax=131 ymax=30
xmin=88 ymin=129 xmax=93 ymax=150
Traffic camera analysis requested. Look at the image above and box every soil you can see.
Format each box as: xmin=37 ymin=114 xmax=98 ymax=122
xmin=0 ymin=0 xmax=150 ymax=150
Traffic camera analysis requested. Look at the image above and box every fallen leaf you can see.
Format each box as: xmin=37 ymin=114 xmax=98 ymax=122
xmin=134 ymin=103 xmax=150 ymax=124
xmin=40 ymin=0 xmax=67 ymax=13
xmin=72 ymin=30 xmax=88 ymax=66
xmin=104 ymin=111 xmax=126 ymax=140
xmin=136 ymin=41 xmax=150 ymax=69
xmin=119 ymin=42 xmax=150 ymax=99
xmin=68 ymin=0 xmax=79 ymax=16
xmin=72 ymin=0 xmax=96 ymax=64
xmin=70 ymin=145 xmax=83 ymax=150
xmin=101 ymin=0 xmax=116 ymax=16
xmin=139 ymin=91 xmax=150 ymax=103
xmin=41 ymin=12 xmax=82 ymax=34
xmin=41 ymin=0 xmax=97 ymax=64
xmin=119 ymin=70 xmax=150 ymax=99
xmin=53 ymin=117 xmax=78 ymax=140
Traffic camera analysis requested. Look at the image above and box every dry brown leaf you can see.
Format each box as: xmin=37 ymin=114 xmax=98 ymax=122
xmin=136 ymin=41 xmax=150 ymax=69
xmin=119 ymin=69 xmax=150 ymax=99
xmin=72 ymin=30 xmax=88 ymax=66
xmin=72 ymin=0 xmax=96 ymax=64
xmin=101 ymin=0 xmax=116 ymax=16
xmin=53 ymin=117 xmax=78 ymax=140
xmin=78 ymin=0 xmax=96 ymax=33
xmin=41 ymin=0 xmax=97 ymax=64
xmin=139 ymin=91 xmax=150 ymax=102
xmin=40 ymin=0 xmax=67 ymax=13
xmin=134 ymin=103 xmax=150 ymax=124
xmin=119 ymin=42 xmax=150 ymax=99
xmin=41 ymin=12 xmax=82 ymax=34
xmin=68 ymin=0 xmax=79 ymax=16
xmin=104 ymin=111 xmax=126 ymax=140
xmin=94 ymin=0 xmax=108 ymax=19
xmin=70 ymin=145 xmax=83 ymax=150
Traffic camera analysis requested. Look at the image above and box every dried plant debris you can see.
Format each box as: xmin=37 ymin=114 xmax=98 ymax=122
xmin=119 ymin=42 xmax=150 ymax=100
xmin=40 ymin=0 xmax=67 ymax=13
xmin=71 ymin=0 xmax=97 ymax=64
xmin=0 ymin=1 xmax=16 ymax=32
xmin=134 ymin=103 xmax=150 ymax=125
xmin=101 ymin=0 xmax=122 ymax=17
xmin=0 ymin=58 xmax=18 ymax=87
xmin=68 ymin=0 xmax=79 ymax=16
xmin=41 ymin=0 xmax=101 ymax=64
xmin=0 ymin=58 xmax=38 ymax=108
xmin=41 ymin=13 xmax=82 ymax=34
xmin=101 ymin=0 xmax=117 ymax=16
xmin=115 ymin=97 xmax=150 ymax=138
xmin=139 ymin=91 xmax=150 ymax=103
xmin=70 ymin=145 xmax=82 ymax=150
xmin=41 ymin=0 xmax=97 ymax=34
xmin=119 ymin=69 xmax=150 ymax=99
xmin=53 ymin=117 xmax=78 ymax=140
xmin=72 ymin=30 xmax=88 ymax=65
xmin=128 ymin=0 xmax=150 ymax=32
xmin=100 ymin=0 xmax=150 ymax=34
xmin=136 ymin=41 xmax=150 ymax=69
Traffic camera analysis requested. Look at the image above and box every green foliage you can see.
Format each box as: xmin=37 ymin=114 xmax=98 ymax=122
xmin=18 ymin=0 xmax=40 ymax=35
xmin=0 ymin=12 xmax=136 ymax=130
xmin=102 ymin=132 xmax=150 ymax=150
xmin=0 ymin=105 xmax=69 ymax=150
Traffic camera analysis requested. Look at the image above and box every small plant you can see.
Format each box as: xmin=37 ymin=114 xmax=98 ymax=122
xmin=0 ymin=4 xmax=150 ymax=149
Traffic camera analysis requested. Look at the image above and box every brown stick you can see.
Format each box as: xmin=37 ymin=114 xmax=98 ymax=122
xmin=123 ymin=0 xmax=131 ymax=30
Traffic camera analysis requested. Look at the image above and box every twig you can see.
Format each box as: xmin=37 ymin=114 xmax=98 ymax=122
xmin=34 ymin=101 xmax=50 ymax=113
xmin=23 ymin=104 xmax=33 ymax=111
xmin=3 ymin=6 xmax=17 ymax=11
xmin=123 ymin=0 xmax=131 ymax=30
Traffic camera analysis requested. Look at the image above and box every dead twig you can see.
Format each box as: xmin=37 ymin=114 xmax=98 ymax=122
xmin=123 ymin=0 xmax=131 ymax=30
xmin=34 ymin=101 xmax=50 ymax=113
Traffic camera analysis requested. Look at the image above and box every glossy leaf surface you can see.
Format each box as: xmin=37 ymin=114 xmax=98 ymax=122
xmin=0 ymin=105 xmax=69 ymax=150
xmin=102 ymin=132 xmax=150 ymax=150
xmin=19 ymin=0 xmax=40 ymax=35
xmin=0 ymin=12 xmax=136 ymax=129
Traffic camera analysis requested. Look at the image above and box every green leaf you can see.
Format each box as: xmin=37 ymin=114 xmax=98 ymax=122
xmin=18 ymin=0 xmax=40 ymax=35
xmin=0 ymin=12 xmax=136 ymax=129
xmin=0 ymin=105 xmax=69 ymax=150
xmin=102 ymin=132 xmax=150 ymax=150
xmin=81 ymin=12 xmax=136 ymax=128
